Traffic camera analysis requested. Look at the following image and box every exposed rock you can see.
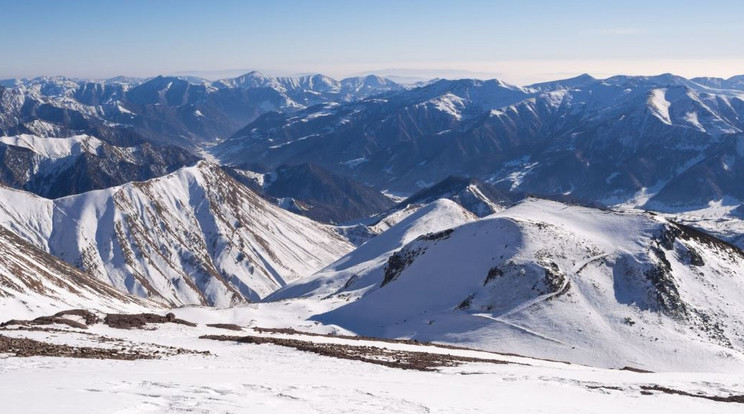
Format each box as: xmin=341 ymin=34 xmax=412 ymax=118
xmin=103 ymin=313 xmax=197 ymax=329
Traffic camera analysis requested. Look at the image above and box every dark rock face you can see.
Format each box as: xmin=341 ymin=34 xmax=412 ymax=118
xmin=74 ymin=82 xmax=127 ymax=105
xmin=0 ymin=145 xmax=35 ymax=187
xmin=103 ymin=313 xmax=197 ymax=329
xmin=381 ymin=246 xmax=425 ymax=287
xmin=648 ymin=135 xmax=744 ymax=208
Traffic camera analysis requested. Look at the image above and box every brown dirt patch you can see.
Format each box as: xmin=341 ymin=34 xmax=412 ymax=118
xmin=640 ymin=385 xmax=744 ymax=404
xmin=0 ymin=334 xmax=157 ymax=360
xmin=206 ymin=323 xmax=243 ymax=331
xmin=201 ymin=334 xmax=512 ymax=371
xmin=103 ymin=313 xmax=197 ymax=329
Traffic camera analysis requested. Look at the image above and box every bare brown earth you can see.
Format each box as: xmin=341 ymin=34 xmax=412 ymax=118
xmin=103 ymin=312 xmax=197 ymax=329
xmin=0 ymin=334 xmax=159 ymax=360
xmin=0 ymin=310 xmax=206 ymax=360
xmin=2 ymin=310 xmax=744 ymax=404
xmin=206 ymin=323 xmax=243 ymax=331
xmin=201 ymin=333 xmax=512 ymax=371
xmin=252 ymin=326 xmax=572 ymax=365
xmin=640 ymin=385 xmax=744 ymax=404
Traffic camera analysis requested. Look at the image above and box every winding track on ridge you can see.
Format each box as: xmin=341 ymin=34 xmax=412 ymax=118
xmin=473 ymin=253 xmax=610 ymax=344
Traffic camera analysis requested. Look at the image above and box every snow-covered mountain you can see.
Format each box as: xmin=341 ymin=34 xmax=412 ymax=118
xmin=0 ymin=222 xmax=150 ymax=318
xmin=0 ymin=78 xmax=145 ymax=146
xmin=0 ymin=73 xmax=403 ymax=148
xmin=5 ymin=71 xmax=744 ymax=214
xmin=271 ymin=198 xmax=744 ymax=371
xmin=212 ymin=72 xmax=404 ymax=104
xmin=215 ymin=74 xmax=744 ymax=211
xmin=0 ymin=162 xmax=354 ymax=306
xmin=268 ymin=199 xmax=477 ymax=301
xmin=0 ymin=134 xmax=198 ymax=198
xmin=692 ymin=75 xmax=744 ymax=91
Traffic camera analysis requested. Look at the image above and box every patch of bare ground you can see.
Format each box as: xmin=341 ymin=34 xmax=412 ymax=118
xmin=0 ymin=328 xmax=210 ymax=360
xmin=0 ymin=334 xmax=159 ymax=360
xmin=620 ymin=366 xmax=654 ymax=373
xmin=1 ymin=309 xmax=100 ymax=330
xmin=0 ymin=310 xmax=208 ymax=360
xmin=206 ymin=323 xmax=243 ymax=331
xmin=640 ymin=385 xmax=744 ymax=404
xmin=103 ymin=312 xmax=197 ymax=329
xmin=201 ymin=334 xmax=512 ymax=371
xmin=252 ymin=327 xmax=570 ymax=365
xmin=1 ymin=310 xmax=198 ymax=330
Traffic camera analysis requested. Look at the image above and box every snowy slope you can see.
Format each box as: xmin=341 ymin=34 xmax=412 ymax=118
xmin=278 ymin=198 xmax=744 ymax=371
xmin=396 ymin=175 xmax=513 ymax=217
xmin=268 ymin=199 xmax=476 ymax=300
xmin=0 ymin=134 xmax=105 ymax=159
xmin=0 ymin=162 xmax=354 ymax=306
xmin=0 ymin=223 xmax=151 ymax=319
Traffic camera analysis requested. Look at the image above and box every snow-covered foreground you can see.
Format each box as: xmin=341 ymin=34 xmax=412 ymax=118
xmin=2 ymin=306 xmax=744 ymax=414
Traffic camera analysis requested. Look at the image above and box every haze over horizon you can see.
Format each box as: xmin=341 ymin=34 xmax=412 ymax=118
xmin=2 ymin=0 xmax=743 ymax=85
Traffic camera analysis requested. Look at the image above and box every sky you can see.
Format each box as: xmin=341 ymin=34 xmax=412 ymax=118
xmin=1 ymin=0 xmax=743 ymax=85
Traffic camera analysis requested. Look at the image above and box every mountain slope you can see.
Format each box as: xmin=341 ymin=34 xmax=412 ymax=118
xmin=0 ymin=134 xmax=199 ymax=198
xmin=277 ymin=198 xmax=744 ymax=371
xmin=268 ymin=199 xmax=477 ymax=301
xmin=0 ymin=162 xmax=354 ymax=306
xmin=229 ymin=163 xmax=396 ymax=224
xmin=0 ymin=223 xmax=150 ymax=318
xmin=0 ymin=73 xmax=403 ymax=149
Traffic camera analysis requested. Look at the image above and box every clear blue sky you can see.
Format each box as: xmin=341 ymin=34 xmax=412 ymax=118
xmin=1 ymin=0 xmax=742 ymax=84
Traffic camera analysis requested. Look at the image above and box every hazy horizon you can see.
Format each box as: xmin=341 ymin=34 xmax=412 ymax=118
xmin=2 ymin=0 xmax=743 ymax=85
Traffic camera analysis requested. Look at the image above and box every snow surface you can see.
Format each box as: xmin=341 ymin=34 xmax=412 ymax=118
xmin=649 ymin=88 xmax=672 ymax=124
xmin=2 ymin=309 xmax=744 ymax=413
xmin=2 ymin=195 xmax=744 ymax=411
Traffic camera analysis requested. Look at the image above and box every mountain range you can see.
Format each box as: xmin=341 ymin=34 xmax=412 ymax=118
xmin=2 ymin=70 xmax=744 ymax=370
xmin=215 ymin=74 xmax=744 ymax=210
